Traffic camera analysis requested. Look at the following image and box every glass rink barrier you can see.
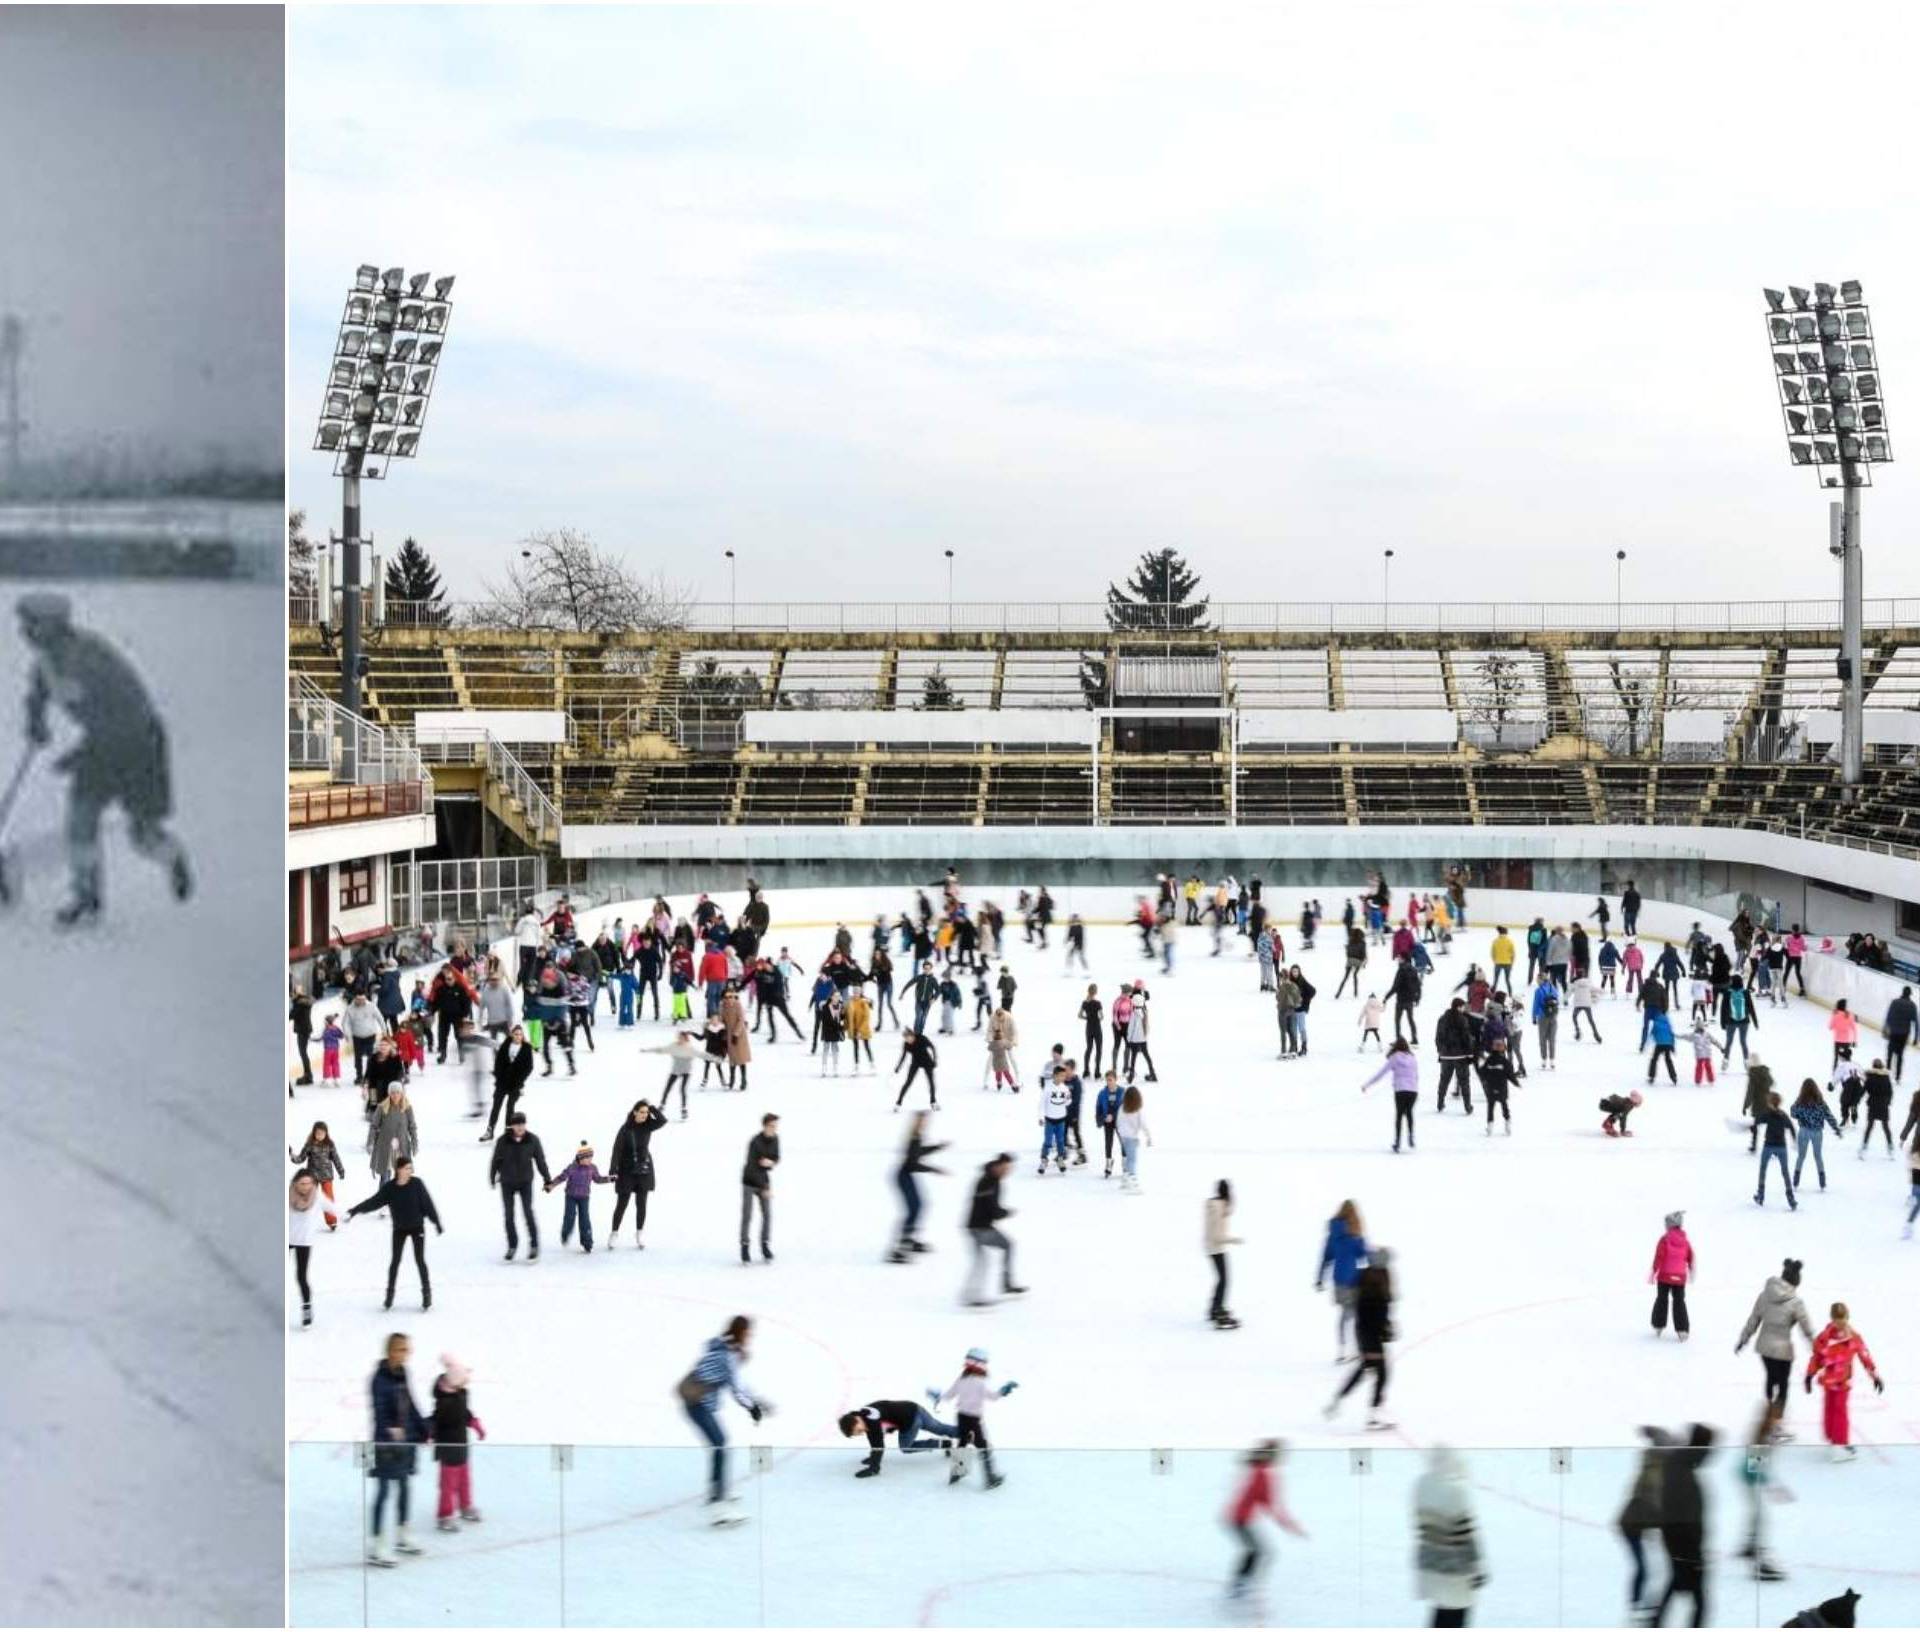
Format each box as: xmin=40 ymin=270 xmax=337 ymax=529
xmin=289 ymin=1439 xmax=1915 ymax=1626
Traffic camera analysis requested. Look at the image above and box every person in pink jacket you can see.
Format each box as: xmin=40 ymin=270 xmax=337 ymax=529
xmin=1829 ymin=1001 xmax=1859 ymax=1068
xmin=1649 ymin=1210 xmax=1694 ymax=1340
xmin=1784 ymin=926 xmax=1808 ymax=995
xmin=1622 ymin=940 xmax=1645 ymax=994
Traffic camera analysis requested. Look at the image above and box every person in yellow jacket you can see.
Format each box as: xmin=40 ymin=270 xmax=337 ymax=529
xmin=1489 ymin=927 xmax=1516 ymax=995
xmin=1183 ymin=874 xmax=1202 ymax=925
xmin=846 ymin=987 xmax=875 ymax=1073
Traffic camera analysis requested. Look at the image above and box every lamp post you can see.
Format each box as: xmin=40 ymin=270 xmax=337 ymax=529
xmin=1761 ymin=282 xmax=1890 ymax=790
xmin=1615 ymin=549 xmax=1626 ymax=634
xmin=313 ymin=264 xmax=455 ymax=720
xmin=944 ymin=548 xmax=955 ymax=634
xmin=1382 ymin=549 xmax=1394 ymax=627
xmin=724 ymin=549 xmax=736 ymax=632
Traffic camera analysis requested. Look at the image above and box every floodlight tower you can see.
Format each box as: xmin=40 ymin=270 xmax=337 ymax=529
xmin=1762 ymin=281 xmax=1890 ymax=791
xmin=312 ymin=264 xmax=455 ymax=719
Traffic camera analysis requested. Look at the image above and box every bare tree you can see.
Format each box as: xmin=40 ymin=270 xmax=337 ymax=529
xmin=469 ymin=527 xmax=693 ymax=633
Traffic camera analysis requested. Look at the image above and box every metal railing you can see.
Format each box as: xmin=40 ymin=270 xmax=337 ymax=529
xmin=413 ymin=724 xmax=563 ymax=844
xmin=290 ymin=595 xmax=1920 ymax=636
xmin=289 ymin=673 xmax=431 ymax=788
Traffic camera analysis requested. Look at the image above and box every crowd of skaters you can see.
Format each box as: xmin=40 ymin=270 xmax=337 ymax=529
xmin=288 ymin=868 xmax=1913 ymax=1616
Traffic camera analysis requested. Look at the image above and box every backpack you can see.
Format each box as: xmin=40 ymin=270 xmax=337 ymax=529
xmin=1730 ymin=990 xmax=1747 ymax=1022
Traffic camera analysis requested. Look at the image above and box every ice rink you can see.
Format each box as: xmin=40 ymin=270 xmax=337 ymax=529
xmin=288 ymin=883 xmax=1919 ymax=1626
xmin=0 ymin=578 xmax=285 ymax=1626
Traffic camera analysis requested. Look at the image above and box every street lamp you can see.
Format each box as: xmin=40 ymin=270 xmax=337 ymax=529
xmin=1382 ymin=549 xmax=1394 ymax=626
xmin=1761 ymin=280 xmax=1891 ymax=788
xmin=1615 ymin=549 xmax=1626 ymax=634
xmin=944 ymin=548 xmax=955 ymax=634
xmin=724 ymin=549 xmax=736 ymax=632
xmin=313 ymin=262 xmax=455 ymax=720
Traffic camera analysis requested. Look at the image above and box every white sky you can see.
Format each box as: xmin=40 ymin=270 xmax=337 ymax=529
xmin=289 ymin=3 xmax=1920 ymax=608
xmin=0 ymin=7 xmax=283 ymax=474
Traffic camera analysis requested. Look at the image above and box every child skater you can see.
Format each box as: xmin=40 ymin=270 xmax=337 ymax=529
xmin=1358 ymin=994 xmax=1384 ymax=1052
xmin=1600 ymin=1090 xmax=1644 ymax=1137
xmin=321 ymin=1013 xmax=344 ymax=1083
xmin=1224 ymin=1439 xmax=1307 ymax=1603
xmin=929 ymin=1347 xmax=1018 ymax=1489
xmin=1688 ymin=1018 xmax=1717 ymax=1085
xmin=1806 ymin=1302 xmax=1884 ymax=1462
xmin=432 ymin=1354 xmax=486 ymax=1530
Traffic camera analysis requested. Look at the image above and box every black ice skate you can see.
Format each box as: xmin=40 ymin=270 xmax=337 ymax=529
xmin=170 ymin=851 xmax=193 ymax=902
xmin=54 ymin=887 xmax=102 ymax=929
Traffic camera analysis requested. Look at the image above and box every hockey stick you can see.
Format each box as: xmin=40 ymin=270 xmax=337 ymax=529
xmin=0 ymin=744 xmax=39 ymax=906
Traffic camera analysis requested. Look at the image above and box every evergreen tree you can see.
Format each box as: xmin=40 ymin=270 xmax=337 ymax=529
xmin=1104 ymin=548 xmax=1209 ymax=633
xmin=1080 ymin=547 xmax=1209 ymax=705
xmin=919 ymin=666 xmax=960 ymax=710
xmin=288 ymin=508 xmax=314 ymax=600
xmin=385 ymin=536 xmax=450 ymax=625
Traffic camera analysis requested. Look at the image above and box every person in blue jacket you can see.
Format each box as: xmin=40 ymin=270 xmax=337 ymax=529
xmin=368 ymin=1332 xmax=430 ymax=1566
xmin=1315 ymin=1202 xmax=1371 ymax=1363
xmin=1647 ymin=1008 xmax=1678 ymax=1084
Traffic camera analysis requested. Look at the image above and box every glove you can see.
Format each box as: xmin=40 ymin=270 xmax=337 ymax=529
xmin=1733 ymin=1342 xmax=1744 ymax=1355
xmin=999 ymin=1381 xmax=1019 ymax=1396
xmin=1804 ymin=1376 xmax=1814 ymax=1394
xmin=926 ymin=1387 xmax=942 ymax=1407
xmin=1873 ymin=1376 xmax=1885 ymax=1395
xmin=748 ymin=1404 xmax=763 ymax=1424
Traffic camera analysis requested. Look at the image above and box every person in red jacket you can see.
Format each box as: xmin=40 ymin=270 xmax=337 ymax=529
xmin=1805 ymin=1302 xmax=1885 ymax=1461
xmin=1649 ymin=1211 xmax=1694 ymax=1340
xmin=1224 ymin=1439 xmax=1307 ymax=1600
xmin=698 ymin=944 xmax=732 ymax=1017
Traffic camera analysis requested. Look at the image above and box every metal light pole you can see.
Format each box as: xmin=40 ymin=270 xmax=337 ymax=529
xmin=944 ymin=548 xmax=955 ymax=634
xmin=0 ymin=315 xmax=24 ymax=491
xmin=1382 ymin=549 xmax=1394 ymax=627
xmin=725 ymin=549 xmax=737 ymax=632
xmin=1834 ymin=494 xmax=1864 ymax=787
xmin=314 ymin=263 xmax=456 ymax=718
xmin=1615 ymin=549 xmax=1625 ymax=635
xmin=1761 ymin=281 xmax=1889 ymax=793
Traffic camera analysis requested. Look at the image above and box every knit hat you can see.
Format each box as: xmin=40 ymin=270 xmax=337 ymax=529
xmin=963 ymin=1347 xmax=988 ymax=1369
xmin=577 ymin=1141 xmax=594 ymax=1157
xmin=1782 ymin=1258 xmax=1803 ymax=1287
xmin=1664 ymin=1210 xmax=1685 ymax=1230
xmin=440 ymin=1353 xmax=471 ymax=1390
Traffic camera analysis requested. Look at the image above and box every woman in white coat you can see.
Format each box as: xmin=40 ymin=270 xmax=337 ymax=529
xmin=1413 ymin=1445 xmax=1485 ymax=1627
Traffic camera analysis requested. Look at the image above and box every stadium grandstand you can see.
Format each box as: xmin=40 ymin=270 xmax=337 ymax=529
xmin=288 ymin=592 xmax=1920 ymax=967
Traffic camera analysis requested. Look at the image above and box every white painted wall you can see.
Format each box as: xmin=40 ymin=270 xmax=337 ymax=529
xmin=416 ymin=710 xmax=569 ymax=745
xmin=287 ymin=810 xmax=436 ymax=874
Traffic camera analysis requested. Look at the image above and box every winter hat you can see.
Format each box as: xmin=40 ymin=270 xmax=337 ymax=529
xmin=1664 ymin=1210 xmax=1685 ymax=1230
xmin=1628 ymin=1090 xmax=1645 ymax=1106
xmin=964 ymin=1347 xmax=989 ymax=1366
xmin=1782 ymin=1258 xmax=1803 ymax=1287
xmin=439 ymin=1353 xmax=471 ymax=1390
xmin=577 ymin=1142 xmax=593 ymax=1158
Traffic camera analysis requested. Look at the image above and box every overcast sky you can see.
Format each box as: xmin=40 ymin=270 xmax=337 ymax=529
xmin=290 ymin=3 xmax=1919 ymax=610
xmin=0 ymin=7 xmax=283 ymax=476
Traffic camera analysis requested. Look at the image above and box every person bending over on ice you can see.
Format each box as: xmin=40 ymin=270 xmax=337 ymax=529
xmin=837 ymin=1398 xmax=959 ymax=1477
xmin=930 ymin=1346 xmax=1017 ymax=1488
xmin=1599 ymin=1090 xmax=1643 ymax=1136
xmin=1224 ymin=1440 xmax=1306 ymax=1602
xmin=15 ymin=592 xmax=192 ymax=925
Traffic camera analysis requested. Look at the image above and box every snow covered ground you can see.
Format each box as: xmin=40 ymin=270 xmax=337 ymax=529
xmin=0 ymin=578 xmax=284 ymax=1626
xmin=287 ymin=884 xmax=1920 ymax=1627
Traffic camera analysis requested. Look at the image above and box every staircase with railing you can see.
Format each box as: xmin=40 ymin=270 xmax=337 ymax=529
xmin=288 ymin=675 xmax=433 ymax=828
xmin=412 ymin=722 xmax=563 ymax=849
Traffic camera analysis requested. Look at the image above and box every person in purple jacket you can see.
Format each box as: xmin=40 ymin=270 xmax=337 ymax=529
xmin=545 ymin=1141 xmax=613 ymax=1252
xmin=1361 ymin=1037 xmax=1420 ymax=1153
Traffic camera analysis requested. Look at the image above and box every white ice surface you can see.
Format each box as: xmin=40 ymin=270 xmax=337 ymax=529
xmin=0 ymin=579 xmax=284 ymax=1627
xmin=288 ymin=885 xmax=1919 ymax=1627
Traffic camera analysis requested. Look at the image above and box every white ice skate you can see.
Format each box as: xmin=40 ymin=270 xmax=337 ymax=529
xmin=948 ymin=1447 xmax=970 ymax=1485
xmin=394 ymin=1527 xmax=422 ymax=1555
xmin=709 ymin=1497 xmax=749 ymax=1527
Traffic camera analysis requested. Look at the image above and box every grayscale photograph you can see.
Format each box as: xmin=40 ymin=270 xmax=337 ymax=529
xmin=0 ymin=7 xmax=284 ymax=1625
